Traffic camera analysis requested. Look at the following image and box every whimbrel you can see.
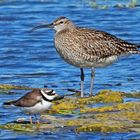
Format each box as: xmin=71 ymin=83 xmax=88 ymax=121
xmin=31 ymin=17 xmax=140 ymax=97
xmin=3 ymin=88 xmax=64 ymax=124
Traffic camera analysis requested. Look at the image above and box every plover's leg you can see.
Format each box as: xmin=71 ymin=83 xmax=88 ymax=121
xmin=34 ymin=114 xmax=40 ymax=124
xmin=89 ymin=67 xmax=95 ymax=96
xmin=80 ymin=68 xmax=84 ymax=97
xmin=29 ymin=115 xmax=33 ymax=124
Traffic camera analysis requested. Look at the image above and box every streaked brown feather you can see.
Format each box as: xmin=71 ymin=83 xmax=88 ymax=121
xmin=54 ymin=18 xmax=139 ymax=68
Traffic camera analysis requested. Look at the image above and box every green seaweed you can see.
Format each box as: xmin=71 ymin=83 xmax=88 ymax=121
xmin=47 ymin=90 xmax=123 ymax=115
xmin=80 ymin=102 xmax=136 ymax=113
xmin=0 ymin=84 xmax=32 ymax=90
xmin=76 ymin=123 xmax=125 ymax=133
xmin=77 ymin=90 xmax=123 ymax=104
xmin=66 ymin=102 xmax=140 ymax=132
xmin=1 ymin=89 xmax=140 ymax=133
xmin=129 ymin=0 xmax=138 ymax=7
xmin=123 ymin=92 xmax=140 ymax=98
xmin=0 ymin=123 xmax=35 ymax=132
xmin=89 ymin=0 xmax=139 ymax=9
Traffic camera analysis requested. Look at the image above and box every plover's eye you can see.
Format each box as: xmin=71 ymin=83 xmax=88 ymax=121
xmin=47 ymin=90 xmax=56 ymax=96
xmin=52 ymin=90 xmax=55 ymax=94
xmin=41 ymin=89 xmax=53 ymax=95
xmin=47 ymin=91 xmax=53 ymax=95
xmin=50 ymin=93 xmax=56 ymax=96
xmin=50 ymin=91 xmax=56 ymax=96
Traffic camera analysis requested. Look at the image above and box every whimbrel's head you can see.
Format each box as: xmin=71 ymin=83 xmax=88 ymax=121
xmin=31 ymin=16 xmax=75 ymax=33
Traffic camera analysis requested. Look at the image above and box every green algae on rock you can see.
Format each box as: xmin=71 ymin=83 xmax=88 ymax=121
xmin=95 ymin=90 xmax=123 ymax=103
xmin=76 ymin=123 xmax=125 ymax=133
xmin=66 ymin=102 xmax=140 ymax=133
xmin=46 ymin=90 xmax=124 ymax=115
xmin=0 ymin=123 xmax=35 ymax=132
xmin=80 ymin=102 xmax=136 ymax=113
xmin=123 ymin=92 xmax=140 ymax=98
xmin=47 ymin=98 xmax=84 ymax=114
xmin=0 ymin=84 xmax=32 ymax=91
xmin=89 ymin=0 xmax=139 ymax=9
xmin=77 ymin=90 xmax=123 ymax=104
xmin=1 ymin=89 xmax=140 ymax=133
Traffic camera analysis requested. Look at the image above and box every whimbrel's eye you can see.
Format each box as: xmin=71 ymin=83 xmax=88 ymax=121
xmin=60 ymin=21 xmax=64 ymax=24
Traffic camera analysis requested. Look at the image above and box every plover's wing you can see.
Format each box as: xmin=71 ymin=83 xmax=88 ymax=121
xmin=3 ymin=97 xmax=40 ymax=107
xmin=15 ymin=89 xmax=42 ymax=107
xmin=12 ymin=89 xmax=42 ymax=107
xmin=13 ymin=98 xmax=41 ymax=107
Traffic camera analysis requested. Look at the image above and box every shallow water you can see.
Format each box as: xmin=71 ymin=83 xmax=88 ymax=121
xmin=0 ymin=0 xmax=140 ymax=139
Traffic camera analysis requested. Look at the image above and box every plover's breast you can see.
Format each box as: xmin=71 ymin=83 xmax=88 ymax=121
xmin=21 ymin=100 xmax=52 ymax=114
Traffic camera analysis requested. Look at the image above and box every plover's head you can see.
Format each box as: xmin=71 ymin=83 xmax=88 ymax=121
xmin=30 ymin=16 xmax=75 ymax=33
xmin=40 ymin=88 xmax=59 ymax=101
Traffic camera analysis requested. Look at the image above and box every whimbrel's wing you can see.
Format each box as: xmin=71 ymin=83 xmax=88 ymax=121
xmin=75 ymin=28 xmax=139 ymax=60
xmin=13 ymin=89 xmax=42 ymax=107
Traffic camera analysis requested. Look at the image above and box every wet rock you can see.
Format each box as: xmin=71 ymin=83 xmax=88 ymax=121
xmin=1 ymin=89 xmax=140 ymax=133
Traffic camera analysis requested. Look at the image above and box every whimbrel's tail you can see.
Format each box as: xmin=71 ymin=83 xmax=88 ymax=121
xmin=127 ymin=44 xmax=140 ymax=54
xmin=131 ymin=50 xmax=140 ymax=54
xmin=137 ymin=45 xmax=140 ymax=54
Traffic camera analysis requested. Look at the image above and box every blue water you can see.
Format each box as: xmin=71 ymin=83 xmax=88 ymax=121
xmin=0 ymin=0 xmax=140 ymax=139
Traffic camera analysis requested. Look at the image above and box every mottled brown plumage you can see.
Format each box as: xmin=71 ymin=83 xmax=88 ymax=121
xmin=55 ymin=24 xmax=139 ymax=68
xmin=31 ymin=16 xmax=140 ymax=97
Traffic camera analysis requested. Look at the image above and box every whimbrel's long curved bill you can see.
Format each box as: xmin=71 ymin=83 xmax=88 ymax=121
xmin=30 ymin=23 xmax=54 ymax=32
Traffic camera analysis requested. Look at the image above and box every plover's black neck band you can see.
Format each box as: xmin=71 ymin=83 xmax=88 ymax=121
xmin=41 ymin=93 xmax=64 ymax=102
xmin=41 ymin=94 xmax=54 ymax=102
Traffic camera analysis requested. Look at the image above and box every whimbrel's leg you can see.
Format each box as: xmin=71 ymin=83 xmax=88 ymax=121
xmin=89 ymin=67 xmax=95 ymax=96
xmin=80 ymin=68 xmax=84 ymax=97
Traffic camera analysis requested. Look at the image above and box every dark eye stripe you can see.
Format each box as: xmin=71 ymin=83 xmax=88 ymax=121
xmin=47 ymin=92 xmax=55 ymax=96
xmin=47 ymin=92 xmax=54 ymax=96
xmin=41 ymin=89 xmax=54 ymax=95
xmin=50 ymin=93 xmax=55 ymax=96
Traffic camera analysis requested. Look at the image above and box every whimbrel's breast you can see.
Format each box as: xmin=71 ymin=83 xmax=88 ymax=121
xmin=55 ymin=29 xmax=118 ymax=68
xmin=54 ymin=33 xmax=118 ymax=68
xmin=54 ymin=33 xmax=92 ymax=68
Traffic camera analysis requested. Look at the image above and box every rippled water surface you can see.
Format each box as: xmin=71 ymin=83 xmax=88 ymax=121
xmin=0 ymin=0 xmax=140 ymax=139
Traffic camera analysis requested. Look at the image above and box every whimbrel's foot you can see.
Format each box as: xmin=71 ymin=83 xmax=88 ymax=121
xmin=89 ymin=92 xmax=93 ymax=97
